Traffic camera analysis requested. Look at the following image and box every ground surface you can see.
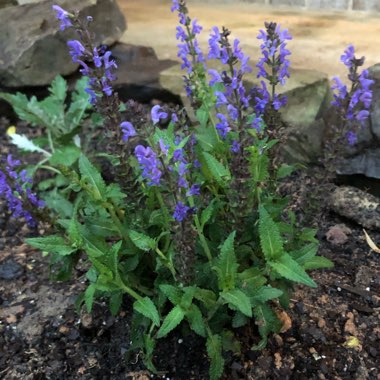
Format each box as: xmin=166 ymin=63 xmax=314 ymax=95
xmin=0 ymin=115 xmax=379 ymax=379
xmin=117 ymin=0 xmax=380 ymax=79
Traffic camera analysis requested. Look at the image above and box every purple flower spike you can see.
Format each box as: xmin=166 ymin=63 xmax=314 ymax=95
xmin=120 ymin=121 xmax=137 ymax=142
xmin=135 ymin=145 xmax=162 ymax=186
xmin=52 ymin=5 xmax=73 ymax=31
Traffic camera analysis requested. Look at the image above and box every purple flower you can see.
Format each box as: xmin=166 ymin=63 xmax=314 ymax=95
xmin=215 ymin=113 xmax=231 ymax=138
xmin=208 ymin=26 xmax=221 ymax=60
xmin=231 ymin=140 xmax=240 ymax=153
xmin=171 ymin=0 xmax=180 ymax=12
xmin=52 ymin=5 xmax=72 ymax=31
xmin=67 ymin=40 xmax=85 ymax=62
xmin=173 ymin=201 xmax=190 ymax=222
xmin=151 ymin=105 xmax=168 ymax=124
xmin=120 ymin=121 xmax=137 ymax=142
xmin=208 ymin=69 xmax=223 ymax=86
xmin=186 ymin=184 xmax=200 ymax=197
xmin=346 ymin=131 xmax=357 ymax=145
xmin=93 ymin=47 xmax=102 ymax=68
xmin=134 ymin=145 xmax=162 ymax=186
xmin=341 ymin=45 xmax=355 ymax=68
xmin=159 ymin=139 xmax=169 ymax=156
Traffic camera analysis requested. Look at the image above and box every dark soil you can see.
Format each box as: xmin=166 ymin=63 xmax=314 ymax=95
xmin=0 ymin=115 xmax=379 ymax=380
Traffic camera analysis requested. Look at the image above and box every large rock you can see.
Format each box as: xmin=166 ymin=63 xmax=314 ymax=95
xmin=110 ymin=43 xmax=178 ymax=103
xmin=0 ymin=0 xmax=126 ymax=87
xmin=159 ymin=63 xmax=331 ymax=162
xmin=329 ymin=186 xmax=380 ymax=230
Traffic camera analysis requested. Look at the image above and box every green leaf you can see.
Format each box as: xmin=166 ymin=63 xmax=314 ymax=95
xmin=251 ymin=286 xmax=283 ymax=304
xmin=157 ymin=305 xmax=185 ymax=338
xmin=200 ymin=199 xmax=217 ymax=229
xmin=302 ymin=256 xmax=334 ymax=270
xmin=49 ymin=75 xmax=67 ymax=103
xmin=42 ymin=190 xmax=73 ymax=218
xmin=84 ymin=284 xmax=96 ymax=312
xmin=26 ymin=235 xmax=76 ymax=256
xmin=252 ymin=304 xmax=280 ymax=350
xmin=85 ymin=216 xmax=119 ymax=237
xmin=196 ymin=126 xmax=218 ymax=151
xmin=214 ymin=232 xmax=238 ymax=291
xmin=269 ymin=253 xmax=317 ymax=288
xmin=202 ymin=152 xmax=230 ymax=184
xmin=232 ymin=311 xmax=248 ymax=328
xmin=78 ymin=155 xmax=107 ymax=200
xmin=196 ymin=106 xmax=209 ymax=128
xmin=193 ymin=287 xmax=217 ymax=308
xmin=128 ymin=230 xmax=156 ymax=251
xmin=186 ymin=304 xmax=206 ymax=337
xmin=206 ymin=334 xmax=224 ymax=380
xmin=159 ymin=284 xmax=182 ymax=305
xmin=259 ymin=205 xmax=283 ymax=260
xmin=221 ymin=289 xmax=252 ymax=317
xmin=133 ymin=297 xmax=160 ymax=327
xmin=290 ymin=243 xmax=318 ymax=264
xmin=49 ymin=145 xmax=81 ymax=166
xmin=276 ymin=164 xmax=296 ymax=180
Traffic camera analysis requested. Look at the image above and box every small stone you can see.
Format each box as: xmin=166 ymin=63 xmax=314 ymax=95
xmin=325 ymin=224 xmax=350 ymax=245
xmin=0 ymin=259 xmax=23 ymax=280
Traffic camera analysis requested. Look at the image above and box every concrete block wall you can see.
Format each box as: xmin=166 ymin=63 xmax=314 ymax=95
xmin=199 ymin=0 xmax=380 ymax=11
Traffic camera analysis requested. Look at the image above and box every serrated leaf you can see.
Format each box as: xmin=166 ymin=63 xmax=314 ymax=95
xmin=269 ymin=253 xmax=317 ymax=288
xmin=251 ymin=286 xmax=283 ymax=304
xmin=49 ymin=75 xmax=67 ymax=103
xmin=276 ymin=163 xmax=296 ymax=180
xmin=193 ymin=287 xmax=217 ymax=308
xmin=26 ymin=235 xmax=76 ymax=256
xmin=186 ymin=304 xmax=206 ymax=337
xmin=78 ymin=155 xmax=106 ymax=200
xmin=128 ymin=230 xmax=156 ymax=251
xmin=49 ymin=145 xmax=81 ymax=166
xmin=157 ymin=305 xmax=185 ymax=338
xmin=109 ymin=292 xmax=123 ymax=316
xmin=202 ymin=152 xmax=230 ymax=184
xmin=196 ymin=126 xmax=218 ymax=151
xmin=214 ymin=232 xmax=238 ymax=291
xmin=302 ymin=256 xmax=334 ymax=270
xmin=290 ymin=243 xmax=318 ymax=264
xmin=84 ymin=284 xmax=96 ymax=312
xmin=232 ymin=311 xmax=248 ymax=328
xmin=200 ymin=199 xmax=217 ymax=229
xmin=85 ymin=216 xmax=119 ymax=237
xmin=221 ymin=289 xmax=252 ymax=317
xmin=196 ymin=106 xmax=209 ymax=128
xmin=252 ymin=304 xmax=280 ymax=350
xmin=259 ymin=205 xmax=283 ymax=260
xmin=134 ymin=297 xmax=160 ymax=327
xmin=7 ymin=133 xmax=50 ymax=156
xmin=159 ymin=284 xmax=182 ymax=305
xmin=206 ymin=334 xmax=224 ymax=380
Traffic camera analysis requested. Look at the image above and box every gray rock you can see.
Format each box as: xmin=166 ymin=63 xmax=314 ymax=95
xmin=0 ymin=0 xmax=126 ymax=87
xmin=111 ymin=43 xmax=178 ymax=102
xmin=159 ymin=63 xmax=331 ymax=163
xmin=0 ymin=0 xmax=17 ymax=9
xmin=329 ymin=186 xmax=380 ymax=230
xmin=337 ymin=148 xmax=380 ymax=178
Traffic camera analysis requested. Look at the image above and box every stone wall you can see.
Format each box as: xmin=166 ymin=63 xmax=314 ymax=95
xmin=191 ymin=0 xmax=380 ymax=11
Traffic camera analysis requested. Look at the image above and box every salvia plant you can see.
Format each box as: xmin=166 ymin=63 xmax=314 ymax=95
xmin=1 ymin=1 xmax=348 ymax=378
xmin=327 ymin=44 xmax=374 ymax=168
